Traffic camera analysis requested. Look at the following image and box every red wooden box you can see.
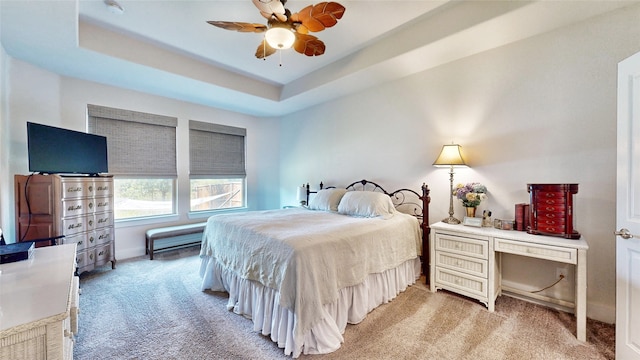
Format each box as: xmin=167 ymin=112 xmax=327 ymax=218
xmin=527 ymin=183 xmax=580 ymax=239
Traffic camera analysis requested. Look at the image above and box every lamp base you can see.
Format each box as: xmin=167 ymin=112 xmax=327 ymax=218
xmin=442 ymin=216 xmax=461 ymax=225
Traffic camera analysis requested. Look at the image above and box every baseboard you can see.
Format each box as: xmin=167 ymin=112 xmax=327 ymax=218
xmin=587 ymin=301 xmax=616 ymax=324
xmin=501 ymin=280 xmax=615 ymax=324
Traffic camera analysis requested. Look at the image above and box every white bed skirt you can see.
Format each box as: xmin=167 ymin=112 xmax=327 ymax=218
xmin=200 ymin=256 xmax=421 ymax=358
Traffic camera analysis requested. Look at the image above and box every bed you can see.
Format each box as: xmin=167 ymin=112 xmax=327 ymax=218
xmin=199 ymin=179 xmax=430 ymax=357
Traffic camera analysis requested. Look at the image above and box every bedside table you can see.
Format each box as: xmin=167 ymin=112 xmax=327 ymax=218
xmin=430 ymin=222 xmax=499 ymax=312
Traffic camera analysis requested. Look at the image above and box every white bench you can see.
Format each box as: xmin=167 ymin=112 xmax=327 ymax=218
xmin=145 ymin=222 xmax=206 ymax=260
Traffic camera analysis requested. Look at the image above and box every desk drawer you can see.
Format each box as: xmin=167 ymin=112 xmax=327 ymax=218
xmin=435 ymin=251 xmax=488 ymax=278
xmin=435 ymin=267 xmax=487 ymax=298
xmin=495 ymin=238 xmax=577 ymax=264
xmin=435 ymin=233 xmax=488 ymax=259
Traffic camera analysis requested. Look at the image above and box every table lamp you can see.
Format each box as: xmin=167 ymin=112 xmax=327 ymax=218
xmin=433 ymin=144 xmax=468 ymax=224
xmin=297 ymin=184 xmax=308 ymax=206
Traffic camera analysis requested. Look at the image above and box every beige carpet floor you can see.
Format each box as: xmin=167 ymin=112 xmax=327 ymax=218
xmin=75 ymin=247 xmax=614 ymax=359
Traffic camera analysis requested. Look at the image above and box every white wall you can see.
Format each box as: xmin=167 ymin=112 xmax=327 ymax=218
xmin=4 ymin=59 xmax=281 ymax=259
xmin=279 ymin=5 xmax=640 ymax=323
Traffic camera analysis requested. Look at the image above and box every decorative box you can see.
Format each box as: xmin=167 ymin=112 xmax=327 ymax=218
xmin=527 ymin=183 xmax=580 ymax=239
xmin=0 ymin=241 xmax=35 ymax=264
xmin=493 ymin=219 xmax=515 ymax=230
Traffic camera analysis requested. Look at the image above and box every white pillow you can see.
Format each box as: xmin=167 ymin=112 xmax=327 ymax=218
xmin=308 ymin=188 xmax=347 ymax=212
xmin=337 ymin=191 xmax=396 ymax=219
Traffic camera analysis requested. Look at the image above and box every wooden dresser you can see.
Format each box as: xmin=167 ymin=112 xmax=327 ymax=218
xmin=0 ymin=244 xmax=80 ymax=360
xmin=15 ymin=174 xmax=116 ymax=274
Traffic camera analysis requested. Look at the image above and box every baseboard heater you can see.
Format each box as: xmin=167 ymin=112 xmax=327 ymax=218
xmin=145 ymin=222 xmax=206 ymax=260
xmin=154 ymin=232 xmax=202 ymax=252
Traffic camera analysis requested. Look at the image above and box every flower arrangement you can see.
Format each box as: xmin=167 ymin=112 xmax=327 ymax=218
xmin=454 ymin=182 xmax=488 ymax=208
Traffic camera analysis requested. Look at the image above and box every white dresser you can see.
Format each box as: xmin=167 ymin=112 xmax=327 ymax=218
xmin=15 ymin=174 xmax=116 ymax=274
xmin=429 ymin=221 xmax=589 ymax=341
xmin=0 ymin=244 xmax=80 ymax=360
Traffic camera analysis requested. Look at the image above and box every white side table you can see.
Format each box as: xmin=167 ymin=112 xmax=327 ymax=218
xmin=430 ymin=222 xmax=588 ymax=341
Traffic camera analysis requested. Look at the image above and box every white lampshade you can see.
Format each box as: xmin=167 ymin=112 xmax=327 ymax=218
xmin=433 ymin=144 xmax=467 ymax=167
xmin=265 ymin=27 xmax=296 ymax=49
xmin=296 ymin=186 xmax=306 ymax=203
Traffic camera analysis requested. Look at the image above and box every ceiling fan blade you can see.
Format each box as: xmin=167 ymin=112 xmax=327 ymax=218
xmin=207 ymin=21 xmax=267 ymax=33
xmin=290 ymin=2 xmax=345 ymax=33
xmin=293 ymin=33 xmax=325 ymax=56
xmin=252 ymin=0 xmax=287 ymax=22
xmin=255 ymin=39 xmax=277 ymax=59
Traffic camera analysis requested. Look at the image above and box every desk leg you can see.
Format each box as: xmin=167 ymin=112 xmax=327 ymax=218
xmin=429 ymin=233 xmax=436 ymax=292
xmin=576 ymin=249 xmax=587 ymax=341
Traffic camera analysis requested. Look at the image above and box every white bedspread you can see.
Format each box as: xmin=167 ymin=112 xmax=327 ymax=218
xmin=199 ymin=207 xmax=421 ymax=352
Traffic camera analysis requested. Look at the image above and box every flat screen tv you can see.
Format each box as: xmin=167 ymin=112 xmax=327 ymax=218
xmin=27 ymin=122 xmax=108 ymax=176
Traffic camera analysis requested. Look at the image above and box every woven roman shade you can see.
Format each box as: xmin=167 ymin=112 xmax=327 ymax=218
xmin=87 ymin=104 xmax=177 ymax=176
xmin=189 ymin=120 xmax=246 ymax=177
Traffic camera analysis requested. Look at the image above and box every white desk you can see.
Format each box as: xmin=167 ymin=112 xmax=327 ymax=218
xmin=429 ymin=221 xmax=588 ymax=341
xmin=0 ymin=243 xmax=79 ymax=360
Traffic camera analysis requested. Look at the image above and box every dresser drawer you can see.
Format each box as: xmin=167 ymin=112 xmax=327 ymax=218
xmin=435 ymin=251 xmax=488 ymax=278
xmin=95 ymin=227 xmax=114 ymax=246
xmin=76 ymin=249 xmax=88 ymax=268
xmin=61 ymin=233 xmax=88 ymax=252
xmin=537 ymin=203 xmax=566 ymax=212
xmin=94 ymin=244 xmax=113 ymax=266
xmin=93 ymin=180 xmax=113 ymax=198
xmin=61 ymin=198 xmax=90 ymax=218
xmin=494 ymin=237 xmax=578 ymax=264
xmin=62 ymin=215 xmax=94 ymax=235
xmin=92 ymin=196 xmax=112 ymax=213
xmin=434 ymin=267 xmax=487 ymax=298
xmin=435 ymin=233 xmax=488 ymax=259
xmin=537 ymin=191 xmax=566 ymax=201
xmin=536 ymin=218 xmax=565 ymax=227
xmin=535 ymin=225 xmax=566 ymax=234
xmin=60 ymin=180 xmax=91 ymax=199
xmin=94 ymin=212 xmax=113 ymax=229
xmin=537 ymin=211 xmax=566 ymax=220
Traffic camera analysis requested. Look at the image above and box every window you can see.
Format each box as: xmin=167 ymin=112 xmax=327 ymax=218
xmin=88 ymin=105 xmax=178 ymax=220
xmin=189 ymin=120 xmax=246 ymax=212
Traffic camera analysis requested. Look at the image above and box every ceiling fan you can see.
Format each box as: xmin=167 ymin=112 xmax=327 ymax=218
xmin=207 ymin=0 xmax=346 ymax=60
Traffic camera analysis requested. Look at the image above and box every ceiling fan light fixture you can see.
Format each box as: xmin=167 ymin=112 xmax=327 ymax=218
xmin=265 ymin=27 xmax=295 ymax=49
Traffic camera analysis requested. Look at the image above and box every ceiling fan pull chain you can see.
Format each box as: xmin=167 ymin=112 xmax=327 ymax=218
xmin=279 ymin=50 xmax=283 ymax=67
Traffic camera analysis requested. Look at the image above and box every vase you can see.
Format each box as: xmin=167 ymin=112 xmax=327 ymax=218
xmin=465 ymin=206 xmax=477 ymax=218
